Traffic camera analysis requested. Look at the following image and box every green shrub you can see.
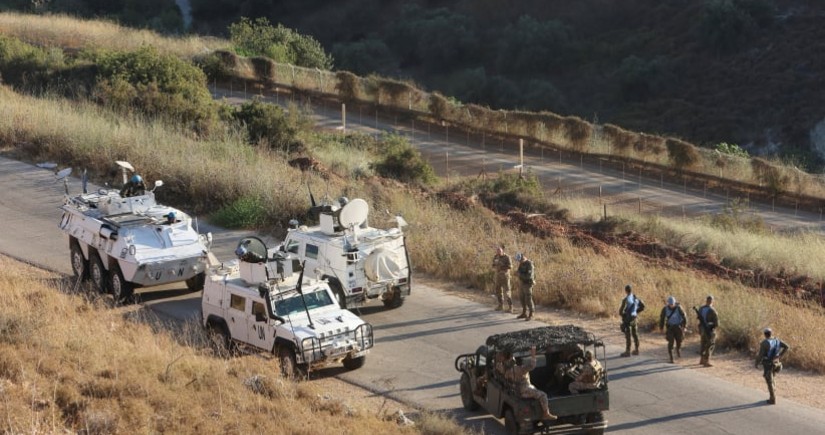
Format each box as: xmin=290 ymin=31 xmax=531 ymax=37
xmin=233 ymin=98 xmax=299 ymax=152
xmin=193 ymin=52 xmax=232 ymax=81
xmin=706 ymin=198 xmax=766 ymax=233
xmin=229 ymin=17 xmax=333 ymax=69
xmin=603 ymin=124 xmax=634 ymax=156
xmin=564 ymin=116 xmax=591 ymax=150
xmin=210 ymin=195 xmax=267 ymax=229
xmin=715 ymin=142 xmax=749 ymax=158
xmin=376 ymin=77 xmax=413 ymax=107
xmin=429 ymin=92 xmax=450 ymax=120
xmin=370 ymin=134 xmax=436 ymax=186
xmin=0 ymin=35 xmax=65 ymax=86
xmin=94 ymin=45 xmax=217 ymax=131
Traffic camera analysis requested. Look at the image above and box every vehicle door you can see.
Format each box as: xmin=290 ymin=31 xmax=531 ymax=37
xmin=246 ymin=299 xmax=271 ymax=350
xmin=225 ymin=291 xmax=248 ymax=342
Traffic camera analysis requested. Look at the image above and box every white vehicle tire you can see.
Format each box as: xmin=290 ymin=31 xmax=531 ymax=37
xmin=89 ymin=254 xmax=108 ymax=294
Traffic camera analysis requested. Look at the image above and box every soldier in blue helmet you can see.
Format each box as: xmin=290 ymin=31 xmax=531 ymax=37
xmin=120 ymin=174 xmax=146 ymax=197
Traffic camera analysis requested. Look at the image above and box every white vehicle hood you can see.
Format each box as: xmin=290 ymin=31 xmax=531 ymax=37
xmin=284 ymin=309 xmax=366 ymax=339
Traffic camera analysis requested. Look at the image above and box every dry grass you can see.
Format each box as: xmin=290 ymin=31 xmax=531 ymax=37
xmin=0 ymin=12 xmax=229 ymax=58
xmin=552 ymin=195 xmax=825 ymax=279
xmin=0 ymin=256 xmax=426 ymax=434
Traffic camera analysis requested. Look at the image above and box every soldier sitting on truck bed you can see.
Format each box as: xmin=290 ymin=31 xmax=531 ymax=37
xmin=501 ymin=346 xmax=558 ymax=421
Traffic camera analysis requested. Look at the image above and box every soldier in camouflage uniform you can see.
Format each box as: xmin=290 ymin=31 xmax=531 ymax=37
xmin=492 ymin=245 xmax=513 ymax=312
xmin=515 ymin=252 xmax=535 ymax=320
xmin=755 ymin=327 xmax=789 ymax=405
xmin=658 ymin=296 xmax=687 ymax=363
xmin=697 ymin=295 xmax=719 ymax=367
xmin=502 ymin=346 xmax=557 ymax=421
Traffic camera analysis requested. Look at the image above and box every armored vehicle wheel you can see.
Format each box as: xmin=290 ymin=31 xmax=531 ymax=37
xmin=382 ymin=287 xmax=404 ymax=309
xmin=69 ymin=240 xmax=88 ymax=280
xmin=185 ymin=272 xmax=206 ymax=292
xmin=504 ymin=408 xmax=520 ymax=435
xmin=342 ymin=355 xmax=366 ymax=370
xmin=109 ymin=265 xmax=134 ymax=303
xmin=460 ymin=372 xmax=480 ymax=411
xmin=278 ymin=347 xmax=302 ymax=379
xmin=89 ymin=254 xmax=108 ymax=294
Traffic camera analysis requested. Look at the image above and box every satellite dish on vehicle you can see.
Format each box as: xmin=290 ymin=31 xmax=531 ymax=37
xmin=56 ymin=168 xmax=72 ymax=180
xmin=338 ymin=198 xmax=369 ymax=228
xmin=115 ymin=161 xmax=135 ymax=172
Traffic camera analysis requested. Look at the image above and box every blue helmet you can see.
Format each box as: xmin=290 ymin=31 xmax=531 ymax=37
xmin=131 ymin=174 xmax=143 ymax=184
xmin=166 ymin=211 xmax=176 ymax=221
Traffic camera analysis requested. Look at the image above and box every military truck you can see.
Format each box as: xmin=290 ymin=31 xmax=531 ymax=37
xmin=59 ymin=161 xmax=212 ymax=302
xmin=277 ymin=197 xmax=411 ymax=310
xmin=201 ymin=236 xmax=373 ymax=376
xmin=455 ymin=325 xmax=609 ymax=435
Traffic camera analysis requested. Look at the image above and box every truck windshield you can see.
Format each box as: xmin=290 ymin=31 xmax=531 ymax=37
xmin=275 ymin=289 xmax=334 ymax=316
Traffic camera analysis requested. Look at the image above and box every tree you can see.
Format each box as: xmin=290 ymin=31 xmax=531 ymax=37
xmin=228 ymin=17 xmax=333 ymax=69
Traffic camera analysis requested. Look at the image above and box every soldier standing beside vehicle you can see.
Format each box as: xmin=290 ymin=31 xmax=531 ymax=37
xmin=515 ymin=252 xmax=535 ymax=321
xmin=491 ymin=245 xmax=513 ymax=313
xmin=619 ymin=284 xmax=644 ymax=357
xmin=569 ymin=350 xmax=603 ymax=394
xmin=696 ymin=295 xmax=719 ymax=367
xmin=502 ymin=346 xmax=557 ymax=421
xmin=658 ymin=296 xmax=687 ymax=363
xmin=755 ymin=327 xmax=789 ymax=405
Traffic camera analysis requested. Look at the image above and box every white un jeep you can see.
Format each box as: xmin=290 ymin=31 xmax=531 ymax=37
xmin=277 ymin=197 xmax=411 ymax=310
xmin=201 ymin=236 xmax=373 ymax=376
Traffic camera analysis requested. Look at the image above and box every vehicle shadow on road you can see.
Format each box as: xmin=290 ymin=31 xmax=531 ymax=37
xmin=606 ymin=401 xmax=764 ymax=432
xmin=606 ymin=358 xmax=683 ymax=381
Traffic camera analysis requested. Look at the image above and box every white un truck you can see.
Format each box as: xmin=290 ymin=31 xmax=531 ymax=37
xmin=201 ymin=236 xmax=374 ymax=376
xmin=277 ymin=197 xmax=411 ymax=310
xmin=58 ymin=161 xmax=211 ymax=302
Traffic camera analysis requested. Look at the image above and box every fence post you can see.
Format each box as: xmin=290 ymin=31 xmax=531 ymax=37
xmin=519 ymin=138 xmax=524 ymax=178
xmin=341 ymin=103 xmax=346 ymax=132
xmin=599 ymin=185 xmax=602 ymax=200
xmin=446 ymin=152 xmax=449 ymax=181
xmin=638 ymin=197 xmax=642 ymax=214
xmin=603 ymin=203 xmax=607 ymax=220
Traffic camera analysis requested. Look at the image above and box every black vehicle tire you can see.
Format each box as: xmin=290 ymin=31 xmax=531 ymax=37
xmin=504 ymin=407 xmax=520 ymax=435
xmin=207 ymin=322 xmax=234 ymax=355
xmin=585 ymin=411 xmax=606 ymax=435
xmin=89 ymin=253 xmax=108 ymax=294
xmin=109 ymin=264 xmax=134 ymax=303
xmin=342 ymin=355 xmax=366 ymax=371
xmin=278 ymin=346 xmax=300 ymax=378
xmin=69 ymin=239 xmax=88 ymax=280
xmin=185 ymin=272 xmax=206 ymax=292
xmin=460 ymin=372 xmax=480 ymax=411
xmin=382 ymin=287 xmax=404 ymax=309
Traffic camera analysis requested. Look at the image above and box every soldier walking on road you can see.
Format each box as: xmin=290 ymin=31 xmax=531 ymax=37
xmin=755 ymin=327 xmax=789 ymax=405
xmin=658 ymin=296 xmax=687 ymax=363
xmin=696 ymin=295 xmax=719 ymax=367
xmin=619 ymin=284 xmax=644 ymax=357
xmin=515 ymin=252 xmax=535 ymax=321
xmin=492 ymin=245 xmax=513 ymax=313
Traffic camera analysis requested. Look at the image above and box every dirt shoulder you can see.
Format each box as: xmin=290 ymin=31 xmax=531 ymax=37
xmin=417 ymin=275 xmax=825 ymax=411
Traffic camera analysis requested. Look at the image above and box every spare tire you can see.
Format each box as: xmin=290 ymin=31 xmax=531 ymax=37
xmin=364 ymin=248 xmax=402 ymax=282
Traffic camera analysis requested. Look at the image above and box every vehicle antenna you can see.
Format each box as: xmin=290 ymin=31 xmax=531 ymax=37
xmin=296 ymin=260 xmax=315 ymax=329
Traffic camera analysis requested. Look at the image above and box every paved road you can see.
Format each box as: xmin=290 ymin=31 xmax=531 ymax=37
xmin=2 ymin=156 xmax=825 ymax=434
xmin=213 ymin=86 xmax=825 ymax=233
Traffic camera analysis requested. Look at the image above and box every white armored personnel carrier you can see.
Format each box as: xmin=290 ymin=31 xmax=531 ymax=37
xmin=277 ymin=197 xmax=411 ymax=310
xmin=59 ymin=161 xmax=212 ymax=302
xmin=202 ymin=236 xmax=373 ymax=376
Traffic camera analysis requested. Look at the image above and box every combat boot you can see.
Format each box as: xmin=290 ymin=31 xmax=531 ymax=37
xmin=507 ymin=304 xmax=514 ymax=314
xmin=525 ymin=309 xmax=533 ymax=321
xmin=668 ymin=351 xmax=674 ymax=364
xmin=494 ymin=304 xmax=503 ymax=311
xmin=516 ymin=311 xmax=527 ymax=319
xmin=620 ymin=350 xmax=631 ymax=357
xmin=702 ymin=358 xmax=713 ymax=367
xmin=767 ymin=397 xmax=776 ymax=405
xmin=676 ymin=347 xmax=681 ymax=358
xmin=631 ymin=347 xmax=639 ymax=356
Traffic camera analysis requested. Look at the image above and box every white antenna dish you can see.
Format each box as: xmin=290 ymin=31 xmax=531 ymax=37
xmin=115 ymin=161 xmax=135 ymax=172
xmin=56 ymin=168 xmax=72 ymax=180
xmin=338 ymin=198 xmax=369 ymax=228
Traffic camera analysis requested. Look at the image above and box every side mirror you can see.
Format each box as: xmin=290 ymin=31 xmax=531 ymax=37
xmin=206 ymin=232 xmax=213 ymax=246
xmin=151 ymin=180 xmax=163 ymax=192
xmin=273 ymin=315 xmax=285 ymax=325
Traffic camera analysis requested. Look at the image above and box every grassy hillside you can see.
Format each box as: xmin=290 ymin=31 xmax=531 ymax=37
xmin=0 ymin=257 xmax=456 ymax=433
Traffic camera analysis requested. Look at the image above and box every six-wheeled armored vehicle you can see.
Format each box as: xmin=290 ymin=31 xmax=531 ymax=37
xmin=277 ymin=197 xmax=411 ymax=310
xmin=59 ymin=161 xmax=212 ymax=301
xmin=201 ymin=236 xmax=374 ymax=376
xmin=455 ymin=325 xmax=609 ymax=435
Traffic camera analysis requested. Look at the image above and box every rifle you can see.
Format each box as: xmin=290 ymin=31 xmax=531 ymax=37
xmin=693 ymin=306 xmax=708 ymax=333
